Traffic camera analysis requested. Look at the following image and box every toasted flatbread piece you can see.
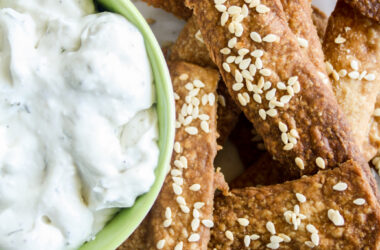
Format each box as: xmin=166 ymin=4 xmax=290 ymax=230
xmin=323 ymin=1 xmax=380 ymax=161
xmin=343 ymin=0 xmax=380 ymax=22
xmin=210 ymin=160 xmax=380 ymax=249
xmin=119 ymin=61 xmax=222 ymax=249
xmin=141 ymin=0 xmax=192 ymax=20
xmin=186 ymin=0 xmax=366 ymax=178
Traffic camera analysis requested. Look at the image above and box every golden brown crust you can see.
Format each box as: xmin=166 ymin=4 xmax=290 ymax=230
xmin=343 ymin=0 xmax=380 ymax=22
xmin=141 ymin=0 xmax=192 ymax=20
xmin=149 ymin=61 xmax=220 ymax=249
xmin=186 ymin=0 xmax=362 ymax=175
xmin=311 ymin=5 xmax=328 ymax=42
xmin=280 ymin=0 xmax=326 ymax=73
xmin=210 ymin=160 xmax=380 ymax=249
xmin=119 ymin=61 xmax=222 ymax=249
xmin=323 ymin=1 xmax=380 ymax=162
xmin=230 ymin=152 xmax=287 ymax=188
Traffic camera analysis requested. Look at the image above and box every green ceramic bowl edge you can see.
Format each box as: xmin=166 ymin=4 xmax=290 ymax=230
xmin=79 ymin=0 xmax=175 ymax=249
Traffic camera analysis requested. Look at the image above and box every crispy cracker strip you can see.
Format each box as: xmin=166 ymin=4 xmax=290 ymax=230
xmin=210 ymin=160 xmax=380 ymax=249
xmin=323 ymin=1 xmax=380 ymax=161
xmin=150 ymin=61 xmax=220 ymax=249
xmin=186 ymin=0 xmax=363 ymax=177
xmin=141 ymin=0 xmax=192 ymax=20
xmin=343 ymin=0 xmax=380 ymax=22
xmin=279 ymin=0 xmax=326 ymax=73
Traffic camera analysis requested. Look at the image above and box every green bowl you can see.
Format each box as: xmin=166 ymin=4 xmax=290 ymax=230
xmin=80 ymin=0 xmax=175 ymax=249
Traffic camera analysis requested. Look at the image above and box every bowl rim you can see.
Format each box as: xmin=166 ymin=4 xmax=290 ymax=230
xmin=80 ymin=0 xmax=175 ymax=249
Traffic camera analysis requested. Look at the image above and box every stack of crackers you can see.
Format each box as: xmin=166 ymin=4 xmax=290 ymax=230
xmin=121 ymin=0 xmax=380 ymax=249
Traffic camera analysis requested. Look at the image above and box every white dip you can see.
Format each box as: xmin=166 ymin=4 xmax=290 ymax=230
xmin=0 ymin=0 xmax=159 ymax=249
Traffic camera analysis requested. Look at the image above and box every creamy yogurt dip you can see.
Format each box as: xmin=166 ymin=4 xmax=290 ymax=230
xmin=0 ymin=1 xmax=159 ymax=249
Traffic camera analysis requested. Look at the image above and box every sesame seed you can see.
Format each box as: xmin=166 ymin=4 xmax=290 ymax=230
xmin=163 ymin=218 xmax=172 ymax=227
xmin=266 ymin=242 xmax=279 ymax=249
xmin=278 ymin=233 xmax=291 ymax=243
xmin=179 ymin=74 xmax=189 ymax=81
xmin=365 ymin=73 xmax=375 ymax=81
xmin=180 ymin=156 xmax=188 ymax=168
xmin=250 ymin=234 xmax=260 ymax=240
xmin=287 ymin=76 xmax=298 ymax=85
xmin=223 ymin=62 xmax=231 ymax=72
xmin=156 ymin=239 xmax=165 ymax=249
xmin=202 ymin=219 xmax=214 ymax=228
xmin=242 ymin=4 xmax=249 ymax=16
xmin=228 ymin=37 xmax=237 ymax=48
xmin=201 ymin=121 xmax=210 ymax=133
xmin=239 ymin=58 xmax=251 ymax=70
xmin=258 ymin=77 xmax=265 ymax=89
xmin=208 ymin=93 xmax=215 ymax=106
xmin=237 ymin=218 xmax=250 ymax=226
xmin=235 ymin=70 xmax=243 ymax=82
xmin=238 ymin=93 xmax=247 ymax=106
xmin=296 ymin=193 xmax=306 ymax=203
xmin=225 ymin=230 xmax=234 ymax=241
xmin=293 ymin=82 xmax=301 ymax=93
xmin=334 ymin=34 xmax=346 ymax=44
xmin=259 ymin=109 xmax=266 ymax=120
xmin=283 ymin=143 xmax=293 ymax=150
xmin=359 ymin=71 xmax=367 ymax=80
xmin=276 ymin=81 xmax=286 ymax=90
xmin=278 ymin=121 xmax=288 ymax=133
xmin=348 ymin=71 xmax=359 ymax=79
xmin=265 ymin=89 xmax=276 ymax=101
xmin=176 ymin=196 xmax=186 ymax=205
xmin=185 ymin=126 xmax=198 ymax=135
xmin=259 ymin=68 xmax=271 ymax=76
xmin=263 ymin=34 xmax=278 ymax=43
xmin=297 ymin=37 xmax=309 ymax=48
xmin=249 ymin=64 xmax=257 ymax=76
xmin=333 ymin=72 xmax=341 ymax=83
xmin=188 ymin=233 xmax=200 ymax=242
xmin=374 ymin=109 xmax=380 ymax=118
xmin=252 ymin=93 xmax=261 ymax=103
xmin=215 ymin=4 xmax=227 ymax=12
xmin=295 ymin=157 xmax=304 ymax=170
xmin=193 ymin=208 xmax=200 ymax=218
xmin=234 ymin=23 xmax=244 ymax=37
xmin=189 ymin=88 xmax=200 ymax=97
xmin=226 ymin=56 xmax=236 ymax=64
xmin=244 ymin=235 xmax=251 ymax=247
xmin=243 ymin=92 xmax=250 ymax=102
xmin=174 ymin=142 xmax=181 ymax=153
xmin=281 ymin=133 xmax=288 ymax=145
xmin=306 ymin=224 xmax=318 ymax=234
xmin=174 ymin=242 xmax=183 ymax=250
xmin=266 ymin=221 xmax=276 ymax=234
xmin=270 ymin=236 xmax=284 ymax=243
xmin=266 ymin=109 xmax=278 ymax=117
xmin=173 ymin=183 xmax=182 ymax=195
xmin=220 ymin=47 xmax=231 ymax=55
xmin=193 ymin=80 xmax=205 ymax=88
xmin=353 ymin=198 xmax=365 ymax=205
xmin=191 ymin=218 xmax=200 ymax=231
xmin=232 ymin=83 xmax=244 ymax=91
xmin=165 ymin=207 xmax=172 ymax=219
xmin=327 ymin=209 xmax=345 ymax=226
xmin=250 ymin=32 xmax=262 ymax=43
xmin=256 ymin=4 xmax=270 ymax=13
xmin=333 ymin=182 xmax=347 ymax=191
xmin=238 ymin=48 xmax=250 ymax=56
xmin=305 ymin=241 xmax=315 ymax=248
xmin=325 ymin=61 xmax=334 ymax=75
xmin=315 ymin=157 xmax=325 ymax=169
xmin=194 ymin=202 xmax=204 ymax=209
xmin=221 ymin=12 xmax=229 ymax=26
xmin=228 ymin=5 xmax=241 ymax=15
xmin=280 ymin=95 xmax=291 ymax=104
xmin=251 ymin=49 xmax=264 ymax=58
xmin=287 ymin=86 xmax=294 ymax=96
xmin=338 ymin=69 xmax=347 ymax=77
xmin=264 ymin=81 xmax=272 ymax=90
xmin=249 ymin=0 xmax=260 ymax=7
xmin=171 ymin=169 xmax=182 ymax=176
xmin=235 ymin=55 xmax=243 ymax=64
xmin=180 ymin=205 xmax=190 ymax=213
xmin=190 ymin=183 xmax=201 ymax=191
xmin=173 ymin=177 xmax=183 ymax=185
xmin=350 ymin=60 xmax=359 ymax=71
xmin=202 ymin=94 xmax=208 ymax=105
